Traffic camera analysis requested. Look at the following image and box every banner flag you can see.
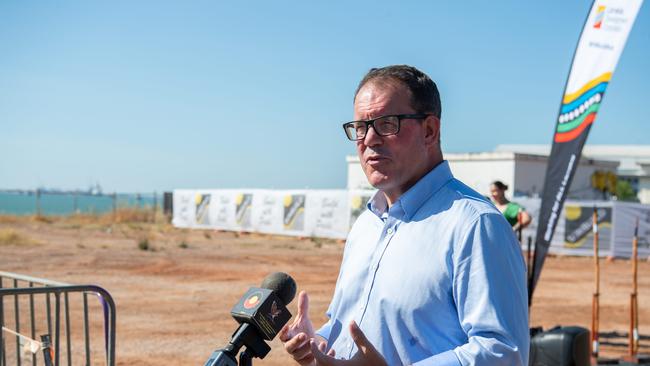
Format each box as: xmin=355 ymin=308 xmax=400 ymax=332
xmin=531 ymin=0 xmax=643 ymax=296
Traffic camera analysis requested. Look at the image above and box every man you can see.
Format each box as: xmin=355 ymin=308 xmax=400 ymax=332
xmin=279 ymin=65 xmax=529 ymax=365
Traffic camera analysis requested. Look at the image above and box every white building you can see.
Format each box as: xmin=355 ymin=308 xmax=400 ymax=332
xmin=496 ymin=145 xmax=650 ymax=203
xmin=346 ymin=148 xmax=622 ymax=201
xmin=446 ymin=151 xmax=618 ymax=200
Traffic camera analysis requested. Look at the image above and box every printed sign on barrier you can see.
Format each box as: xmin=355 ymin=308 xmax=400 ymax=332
xmin=348 ymin=190 xmax=374 ymax=229
xmin=564 ymin=205 xmax=612 ymax=252
xmin=283 ymin=193 xmax=306 ymax=233
xmin=195 ymin=193 xmax=212 ymax=226
xmin=172 ymin=190 xmax=650 ymax=257
xmin=306 ymin=190 xmax=349 ymax=239
xmin=251 ymin=191 xmax=284 ymax=234
xmin=235 ymin=192 xmax=254 ymax=230
xmin=172 ymin=190 xmax=196 ymax=228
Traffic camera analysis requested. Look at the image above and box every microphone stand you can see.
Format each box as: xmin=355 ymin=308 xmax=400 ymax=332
xmin=204 ymin=323 xmax=271 ymax=366
xmin=239 ymin=349 xmax=254 ymax=366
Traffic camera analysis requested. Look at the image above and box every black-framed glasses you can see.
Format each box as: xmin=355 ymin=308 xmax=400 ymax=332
xmin=342 ymin=114 xmax=430 ymax=141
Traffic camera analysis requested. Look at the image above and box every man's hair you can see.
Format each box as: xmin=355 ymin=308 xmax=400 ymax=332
xmin=354 ymin=65 xmax=441 ymax=119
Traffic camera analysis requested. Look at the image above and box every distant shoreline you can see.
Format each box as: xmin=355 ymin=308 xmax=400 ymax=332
xmin=0 ymin=191 xmax=160 ymax=216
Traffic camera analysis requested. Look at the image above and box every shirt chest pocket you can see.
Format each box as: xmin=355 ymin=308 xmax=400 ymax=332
xmin=371 ymin=238 xmax=452 ymax=317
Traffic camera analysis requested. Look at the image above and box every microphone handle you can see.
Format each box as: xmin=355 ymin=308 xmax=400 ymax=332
xmin=203 ymin=350 xmax=238 ymax=366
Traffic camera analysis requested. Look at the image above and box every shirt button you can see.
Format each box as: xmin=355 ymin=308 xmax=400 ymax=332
xmin=387 ymin=228 xmax=393 ymax=234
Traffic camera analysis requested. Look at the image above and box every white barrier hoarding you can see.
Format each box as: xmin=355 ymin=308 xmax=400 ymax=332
xmin=499 ymin=197 xmax=617 ymax=257
xmin=173 ymin=190 xmax=650 ymax=257
xmin=172 ymin=189 xmax=196 ymax=228
xmin=305 ymin=190 xmax=349 ymax=239
xmin=612 ymin=202 xmax=650 ymax=258
xmin=251 ymin=191 xmax=284 ymax=234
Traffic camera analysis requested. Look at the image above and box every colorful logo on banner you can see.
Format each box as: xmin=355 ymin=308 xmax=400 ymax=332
xmin=564 ymin=205 xmax=612 ymax=248
xmin=283 ymin=194 xmax=305 ymax=230
xmin=235 ymin=193 xmax=253 ymax=227
xmin=594 ymin=5 xmax=606 ymax=28
xmin=555 ymin=72 xmax=611 ymax=143
xmin=195 ymin=194 xmax=211 ymax=225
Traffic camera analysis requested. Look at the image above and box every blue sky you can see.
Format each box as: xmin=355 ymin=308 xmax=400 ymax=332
xmin=1 ymin=1 xmax=648 ymax=193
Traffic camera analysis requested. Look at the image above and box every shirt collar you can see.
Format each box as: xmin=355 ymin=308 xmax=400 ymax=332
xmin=367 ymin=160 xmax=453 ymax=221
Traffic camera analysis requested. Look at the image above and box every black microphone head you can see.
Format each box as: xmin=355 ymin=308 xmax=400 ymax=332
xmin=260 ymin=272 xmax=296 ymax=305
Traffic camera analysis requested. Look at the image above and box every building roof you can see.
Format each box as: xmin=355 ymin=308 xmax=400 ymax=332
xmin=495 ymin=144 xmax=650 ymax=176
xmin=446 ymin=151 xmax=546 ymax=162
xmin=496 ymin=144 xmax=650 ymax=157
xmin=348 ymin=150 xmax=618 ymax=168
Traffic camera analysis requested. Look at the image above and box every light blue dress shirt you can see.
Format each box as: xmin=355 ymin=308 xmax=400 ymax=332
xmin=316 ymin=161 xmax=529 ymax=365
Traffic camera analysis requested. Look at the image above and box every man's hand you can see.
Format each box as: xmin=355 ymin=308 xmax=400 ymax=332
xmin=279 ymin=291 xmax=323 ymax=365
xmin=309 ymin=321 xmax=387 ymax=366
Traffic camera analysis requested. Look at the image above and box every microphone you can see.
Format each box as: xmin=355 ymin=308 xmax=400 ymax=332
xmin=204 ymin=272 xmax=297 ymax=366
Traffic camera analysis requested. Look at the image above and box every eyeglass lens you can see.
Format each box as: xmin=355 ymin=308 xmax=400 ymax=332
xmin=347 ymin=116 xmax=400 ymax=140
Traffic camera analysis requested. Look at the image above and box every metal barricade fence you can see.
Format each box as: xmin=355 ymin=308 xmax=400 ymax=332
xmin=0 ymin=272 xmax=115 ymax=366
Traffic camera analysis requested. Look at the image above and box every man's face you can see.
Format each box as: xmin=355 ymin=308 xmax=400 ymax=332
xmin=354 ymin=81 xmax=433 ymax=200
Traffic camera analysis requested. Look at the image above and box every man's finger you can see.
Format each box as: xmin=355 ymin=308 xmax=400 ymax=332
xmin=318 ymin=341 xmax=327 ymax=353
xmin=284 ymin=333 xmax=309 ymax=354
xmin=278 ymin=324 xmax=290 ymax=342
xmin=296 ymin=290 xmax=309 ymax=318
xmin=292 ymin=343 xmax=314 ymax=364
xmin=310 ymin=339 xmax=337 ymax=366
xmin=327 ymin=348 xmax=336 ymax=357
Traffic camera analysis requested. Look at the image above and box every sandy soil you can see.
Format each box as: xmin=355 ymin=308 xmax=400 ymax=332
xmin=0 ymin=217 xmax=648 ymax=365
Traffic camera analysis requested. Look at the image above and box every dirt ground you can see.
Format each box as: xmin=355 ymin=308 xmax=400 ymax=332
xmin=1 ymin=215 xmax=648 ymax=365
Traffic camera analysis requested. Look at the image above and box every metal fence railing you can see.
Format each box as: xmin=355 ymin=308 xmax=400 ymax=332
xmin=0 ymin=272 xmax=115 ymax=366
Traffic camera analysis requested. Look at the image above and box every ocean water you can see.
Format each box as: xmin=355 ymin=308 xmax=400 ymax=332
xmin=0 ymin=192 xmax=160 ymax=216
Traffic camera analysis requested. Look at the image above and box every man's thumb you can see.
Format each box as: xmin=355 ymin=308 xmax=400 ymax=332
xmin=349 ymin=321 xmax=372 ymax=353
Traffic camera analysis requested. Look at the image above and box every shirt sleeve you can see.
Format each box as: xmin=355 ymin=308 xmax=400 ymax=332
xmin=450 ymin=212 xmax=529 ymax=365
xmin=316 ymin=318 xmax=333 ymax=341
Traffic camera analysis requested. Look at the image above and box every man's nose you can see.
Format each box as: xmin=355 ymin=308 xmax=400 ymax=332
xmin=362 ymin=124 xmax=383 ymax=146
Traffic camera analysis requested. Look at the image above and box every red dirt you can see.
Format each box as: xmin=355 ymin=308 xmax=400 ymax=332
xmin=1 ymin=218 xmax=648 ymax=365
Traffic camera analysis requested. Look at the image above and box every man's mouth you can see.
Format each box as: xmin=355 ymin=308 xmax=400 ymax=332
xmin=365 ymin=155 xmax=389 ymax=165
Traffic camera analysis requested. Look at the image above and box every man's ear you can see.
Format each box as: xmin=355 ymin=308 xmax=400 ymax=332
xmin=423 ymin=115 xmax=440 ymax=146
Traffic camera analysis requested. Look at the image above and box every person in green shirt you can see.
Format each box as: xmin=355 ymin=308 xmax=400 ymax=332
xmin=489 ymin=181 xmax=532 ymax=231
